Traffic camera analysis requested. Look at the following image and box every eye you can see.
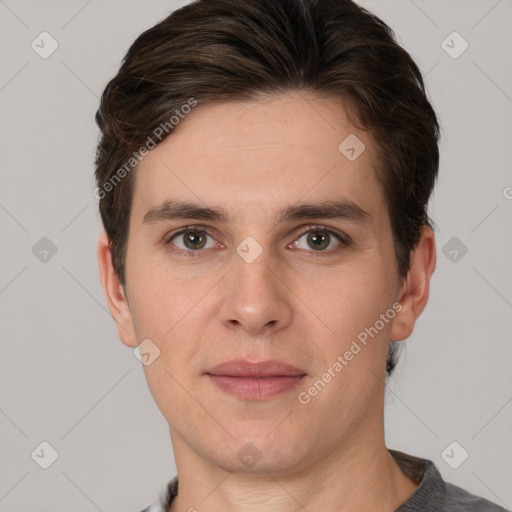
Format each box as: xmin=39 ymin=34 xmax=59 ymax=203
xmin=167 ymin=227 xmax=219 ymax=255
xmin=291 ymin=226 xmax=347 ymax=253
xmin=165 ymin=224 xmax=349 ymax=258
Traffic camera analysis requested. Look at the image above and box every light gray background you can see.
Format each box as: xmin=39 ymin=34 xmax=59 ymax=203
xmin=0 ymin=0 xmax=511 ymax=510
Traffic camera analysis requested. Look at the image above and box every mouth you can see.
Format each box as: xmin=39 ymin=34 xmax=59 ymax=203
xmin=204 ymin=359 xmax=307 ymax=400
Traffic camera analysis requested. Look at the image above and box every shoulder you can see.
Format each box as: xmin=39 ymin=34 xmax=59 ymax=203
xmin=444 ymin=482 xmax=510 ymax=512
xmin=390 ymin=449 xmax=509 ymax=512
xmin=138 ymin=476 xmax=179 ymax=512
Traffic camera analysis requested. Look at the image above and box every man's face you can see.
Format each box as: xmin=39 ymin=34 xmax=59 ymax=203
xmin=122 ymin=91 xmax=403 ymax=473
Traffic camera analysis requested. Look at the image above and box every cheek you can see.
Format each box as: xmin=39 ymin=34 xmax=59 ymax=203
xmin=142 ymin=356 xmax=206 ymax=440
xmin=132 ymin=274 xmax=209 ymax=421
xmin=127 ymin=249 xmax=203 ymax=333
xmin=303 ymin=261 xmax=396 ymax=340
xmin=128 ymin=263 xmax=219 ymax=377
xmin=294 ymin=265 xmax=395 ymax=424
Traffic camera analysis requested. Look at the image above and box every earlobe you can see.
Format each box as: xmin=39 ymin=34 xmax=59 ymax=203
xmin=97 ymin=231 xmax=138 ymax=347
xmin=391 ymin=226 xmax=436 ymax=342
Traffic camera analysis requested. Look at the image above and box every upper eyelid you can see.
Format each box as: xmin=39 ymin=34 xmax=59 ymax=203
xmin=294 ymin=225 xmax=347 ymax=241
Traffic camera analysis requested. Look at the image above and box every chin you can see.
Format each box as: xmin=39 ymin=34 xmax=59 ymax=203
xmin=206 ymin=430 xmax=311 ymax=476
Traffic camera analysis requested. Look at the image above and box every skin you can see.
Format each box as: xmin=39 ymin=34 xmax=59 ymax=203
xmin=98 ymin=91 xmax=436 ymax=511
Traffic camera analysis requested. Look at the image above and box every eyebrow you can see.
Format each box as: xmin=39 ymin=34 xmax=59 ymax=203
xmin=142 ymin=198 xmax=371 ymax=226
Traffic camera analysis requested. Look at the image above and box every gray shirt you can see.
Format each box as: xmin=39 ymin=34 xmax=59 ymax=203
xmin=141 ymin=450 xmax=509 ymax=511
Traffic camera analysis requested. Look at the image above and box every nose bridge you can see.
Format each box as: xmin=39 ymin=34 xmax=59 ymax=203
xmin=219 ymin=236 xmax=292 ymax=334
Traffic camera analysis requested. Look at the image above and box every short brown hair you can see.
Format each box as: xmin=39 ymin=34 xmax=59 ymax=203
xmin=94 ymin=0 xmax=440 ymax=375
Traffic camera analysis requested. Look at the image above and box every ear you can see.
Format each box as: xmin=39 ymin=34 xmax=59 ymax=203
xmin=391 ymin=226 xmax=436 ymax=341
xmin=97 ymin=230 xmax=138 ymax=347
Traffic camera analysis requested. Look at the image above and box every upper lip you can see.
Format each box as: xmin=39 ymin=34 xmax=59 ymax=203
xmin=206 ymin=359 xmax=306 ymax=377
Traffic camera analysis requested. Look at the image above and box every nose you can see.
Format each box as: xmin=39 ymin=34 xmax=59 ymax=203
xmin=218 ymin=244 xmax=293 ymax=336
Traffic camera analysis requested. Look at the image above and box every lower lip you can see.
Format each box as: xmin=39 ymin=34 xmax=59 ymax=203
xmin=206 ymin=375 xmax=306 ymax=400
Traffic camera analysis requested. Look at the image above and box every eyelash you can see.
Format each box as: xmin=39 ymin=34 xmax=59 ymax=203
xmin=165 ymin=224 xmax=351 ymax=259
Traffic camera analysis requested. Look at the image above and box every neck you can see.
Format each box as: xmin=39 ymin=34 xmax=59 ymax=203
xmin=168 ymin=415 xmax=417 ymax=512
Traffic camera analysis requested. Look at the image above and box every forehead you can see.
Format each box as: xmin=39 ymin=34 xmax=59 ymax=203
xmin=132 ymin=91 xmax=386 ymax=225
